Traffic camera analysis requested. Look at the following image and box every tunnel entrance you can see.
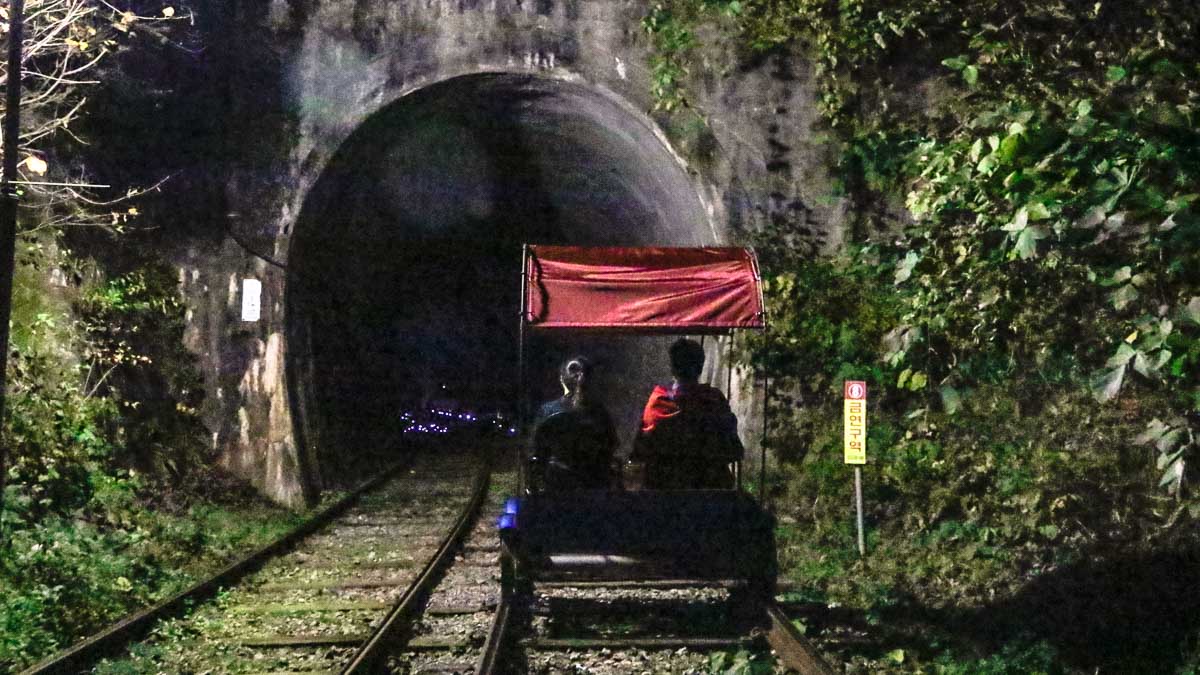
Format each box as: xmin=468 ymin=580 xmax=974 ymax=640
xmin=286 ymin=73 xmax=718 ymax=480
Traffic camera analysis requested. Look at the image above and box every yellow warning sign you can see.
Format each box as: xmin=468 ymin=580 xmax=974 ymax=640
xmin=843 ymin=381 xmax=867 ymax=465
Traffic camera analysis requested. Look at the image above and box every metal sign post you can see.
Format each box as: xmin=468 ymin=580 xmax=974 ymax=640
xmin=843 ymin=381 xmax=867 ymax=556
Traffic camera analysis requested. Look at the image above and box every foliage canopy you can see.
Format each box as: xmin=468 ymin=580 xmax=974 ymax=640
xmin=645 ymin=0 xmax=1200 ymax=496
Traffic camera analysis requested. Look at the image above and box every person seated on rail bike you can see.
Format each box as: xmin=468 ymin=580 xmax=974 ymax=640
xmin=631 ymin=338 xmax=744 ymax=490
xmin=528 ymin=355 xmax=620 ymax=492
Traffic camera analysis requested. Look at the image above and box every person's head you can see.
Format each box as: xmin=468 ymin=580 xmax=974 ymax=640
xmin=559 ymin=355 xmax=595 ymax=403
xmin=669 ymin=338 xmax=705 ymax=383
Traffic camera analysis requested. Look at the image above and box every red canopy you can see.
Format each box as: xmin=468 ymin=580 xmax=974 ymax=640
xmin=523 ymin=246 xmax=765 ymax=333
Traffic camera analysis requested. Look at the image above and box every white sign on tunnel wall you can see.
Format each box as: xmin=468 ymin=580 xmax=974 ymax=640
xmin=242 ymin=278 xmax=262 ymax=322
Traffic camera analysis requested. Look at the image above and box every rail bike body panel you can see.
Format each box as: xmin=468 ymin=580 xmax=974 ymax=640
xmin=500 ymin=489 xmax=775 ymax=585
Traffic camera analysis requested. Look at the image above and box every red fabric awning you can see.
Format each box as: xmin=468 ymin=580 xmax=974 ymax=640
xmin=523 ymin=246 xmax=765 ymax=333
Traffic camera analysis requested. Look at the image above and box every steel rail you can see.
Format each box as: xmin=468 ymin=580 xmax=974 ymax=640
xmin=341 ymin=455 xmax=494 ymax=674
xmin=765 ymin=602 xmax=836 ymax=675
xmin=475 ymin=575 xmax=512 ymax=675
xmin=483 ymin=575 xmax=837 ymax=674
xmin=21 ymin=458 xmax=416 ymax=675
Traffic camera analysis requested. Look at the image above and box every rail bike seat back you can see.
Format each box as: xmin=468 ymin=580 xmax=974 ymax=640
xmin=499 ymin=489 xmax=776 ymax=587
xmin=634 ymin=409 xmax=744 ymax=490
xmin=527 ymin=410 xmax=616 ymax=492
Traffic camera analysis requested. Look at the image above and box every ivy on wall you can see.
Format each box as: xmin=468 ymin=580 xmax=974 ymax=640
xmin=645 ymin=0 xmax=1200 ymax=498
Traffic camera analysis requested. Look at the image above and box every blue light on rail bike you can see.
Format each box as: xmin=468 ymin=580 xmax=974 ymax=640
xmin=497 ymin=513 xmax=517 ymax=530
xmin=503 ymin=497 xmax=520 ymax=515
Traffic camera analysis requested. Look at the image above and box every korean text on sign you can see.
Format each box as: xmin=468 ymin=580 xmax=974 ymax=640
xmin=843 ymin=381 xmax=867 ymax=465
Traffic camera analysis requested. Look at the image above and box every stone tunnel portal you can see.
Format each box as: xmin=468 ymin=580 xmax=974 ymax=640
xmin=286 ymin=73 xmax=721 ymax=481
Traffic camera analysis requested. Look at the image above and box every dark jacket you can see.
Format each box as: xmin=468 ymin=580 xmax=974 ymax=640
xmin=528 ymin=396 xmax=618 ymax=491
xmin=633 ymin=383 xmax=743 ymax=489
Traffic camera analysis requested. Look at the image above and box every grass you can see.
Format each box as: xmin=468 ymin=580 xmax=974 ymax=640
xmin=0 ymin=482 xmax=306 ymax=672
xmin=770 ymin=384 xmax=1200 ymax=674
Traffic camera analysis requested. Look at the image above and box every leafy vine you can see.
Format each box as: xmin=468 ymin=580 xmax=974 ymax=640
xmin=645 ymin=0 xmax=1200 ymax=499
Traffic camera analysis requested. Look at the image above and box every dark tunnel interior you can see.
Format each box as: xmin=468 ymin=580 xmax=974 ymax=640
xmin=286 ymin=73 xmax=727 ymax=477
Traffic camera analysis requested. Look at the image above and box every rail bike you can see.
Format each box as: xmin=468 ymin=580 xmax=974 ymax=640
xmin=497 ymin=245 xmax=777 ymax=596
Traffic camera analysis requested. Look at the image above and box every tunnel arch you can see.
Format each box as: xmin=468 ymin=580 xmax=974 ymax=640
xmin=285 ymin=72 xmax=734 ymax=481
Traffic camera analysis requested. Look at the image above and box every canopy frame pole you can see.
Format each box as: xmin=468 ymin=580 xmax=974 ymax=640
xmin=727 ymin=332 xmax=741 ymax=491
xmin=743 ymin=246 xmax=769 ymax=505
xmin=759 ymin=331 xmax=770 ymax=508
xmin=517 ymin=244 xmax=529 ymax=494
xmin=726 ymin=333 xmax=734 ymax=399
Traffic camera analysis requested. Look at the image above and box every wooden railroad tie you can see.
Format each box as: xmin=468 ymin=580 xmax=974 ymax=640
xmin=523 ymin=636 xmax=754 ymax=650
xmin=227 ymin=600 xmax=394 ymax=615
xmin=237 ymin=633 xmax=368 ymax=648
xmin=258 ymin=577 xmax=413 ymax=592
xmin=426 ymin=602 xmax=497 ymax=615
xmin=405 ymin=636 xmax=477 ymax=651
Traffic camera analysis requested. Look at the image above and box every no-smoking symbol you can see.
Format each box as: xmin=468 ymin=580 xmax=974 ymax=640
xmin=846 ymin=381 xmax=867 ymax=400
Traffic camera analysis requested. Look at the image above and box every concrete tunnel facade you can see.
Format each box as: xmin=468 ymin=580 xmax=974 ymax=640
xmin=177 ymin=1 xmax=845 ymax=506
xmin=286 ymin=73 xmax=738 ymax=490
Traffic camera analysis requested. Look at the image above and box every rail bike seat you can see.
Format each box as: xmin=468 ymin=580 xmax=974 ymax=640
xmin=498 ymin=489 xmax=776 ymax=588
xmin=527 ymin=410 xmax=616 ymax=492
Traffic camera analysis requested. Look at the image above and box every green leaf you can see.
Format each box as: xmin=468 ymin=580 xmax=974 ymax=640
xmin=1106 ymin=343 xmax=1137 ymax=368
xmin=1106 ymin=65 xmax=1127 ymax=82
xmin=1073 ymin=206 xmax=1106 ymax=229
xmin=1110 ymin=284 xmax=1139 ymax=311
xmin=897 ymin=368 xmax=912 ymax=389
xmin=1107 ymin=266 xmax=1132 ymax=285
xmin=1135 ymin=418 xmax=1172 ymax=445
xmin=1002 ymin=207 xmax=1029 ymax=232
xmin=1184 ymin=297 xmax=1200 ymax=326
xmin=1153 ymin=349 xmax=1172 ymax=371
xmin=1158 ymin=460 xmax=1184 ymax=490
xmin=1169 ymin=354 xmax=1188 ymax=377
xmin=1076 ymin=99 xmax=1093 ymax=117
xmin=894 ymin=251 xmax=921 ymax=284
xmin=887 ymin=649 xmax=906 ymax=664
xmin=1091 ymin=365 xmax=1126 ymax=402
xmin=962 ymin=65 xmax=979 ymax=86
xmin=941 ymin=55 xmax=968 ymax=70
xmin=1014 ymin=226 xmax=1046 ymax=260
xmin=940 ymin=385 xmax=962 ymax=414
xmin=1026 ymin=202 xmax=1051 ymax=221
xmin=1155 ymin=428 xmax=1186 ymax=454
xmin=1132 ymin=350 xmax=1170 ymax=379
xmin=977 ymin=287 xmax=1001 ymax=309
xmin=1038 ymin=524 xmax=1060 ymax=539
xmin=1165 ymin=193 xmax=1199 ymax=211
xmin=969 ymin=138 xmax=984 ymax=162
xmin=998 ymin=133 xmax=1021 ymax=161
xmin=909 ymin=371 xmax=928 ymax=390
xmin=1155 ymin=443 xmax=1186 ymax=467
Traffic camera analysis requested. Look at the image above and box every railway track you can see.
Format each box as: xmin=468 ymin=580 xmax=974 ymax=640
xmin=24 ymin=443 xmax=498 ymax=675
xmin=339 ymin=474 xmax=834 ymax=674
xmin=373 ymin=465 xmax=518 ymax=673
xmin=473 ymin=576 xmax=836 ymax=674
xmin=24 ymin=440 xmax=835 ymax=674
